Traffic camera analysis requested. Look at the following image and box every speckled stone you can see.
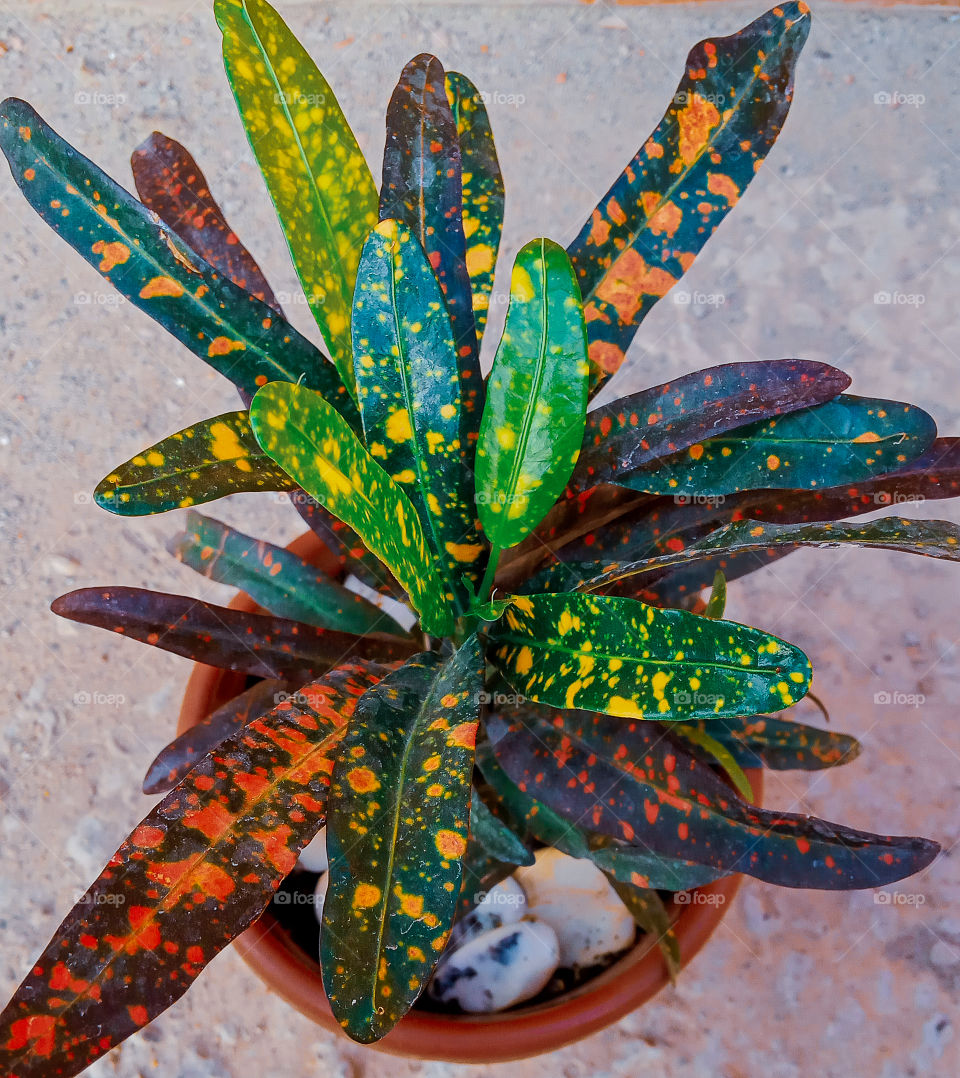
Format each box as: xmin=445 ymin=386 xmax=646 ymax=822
xmin=1 ymin=3 xmax=959 ymax=1076
xmin=450 ymin=875 xmax=528 ymax=947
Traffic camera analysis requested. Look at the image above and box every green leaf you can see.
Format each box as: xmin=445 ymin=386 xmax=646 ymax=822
xmin=468 ymin=789 xmax=534 ymax=867
xmin=488 ymin=708 xmax=940 ymax=889
xmin=702 ymin=715 xmax=862 ymax=771
xmin=671 ymin=722 xmax=754 ymax=800
xmin=491 ymin=591 xmax=812 ymax=721
xmin=574 ymin=516 xmax=960 ymax=592
xmin=322 ymin=640 xmax=483 ymax=1042
xmin=380 ymin=54 xmax=481 ymax=421
xmin=215 ymin=0 xmax=378 ymax=394
xmin=605 ymin=875 xmax=679 ymax=982
xmin=704 ymin=569 xmax=727 ymax=619
xmin=94 ymin=411 xmax=292 ymax=516
xmin=476 ymin=731 xmax=720 ymax=891
xmin=169 ymin=511 xmax=409 ymax=637
xmin=445 ymin=71 xmax=504 ymax=347
xmin=352 ymin=218 xmax=485 ymax=609
xmin=567 ymin=3 xmax=811 ymax=392
xmin=0 ymin=99 xmax=354 ymax=415
xmin=249 ymin=381 xmax=455 ymax=636
xmin=616 ymin=395 xmax=936 ymax=497
xmin=476 ymin=238 xmax=590 ymax=553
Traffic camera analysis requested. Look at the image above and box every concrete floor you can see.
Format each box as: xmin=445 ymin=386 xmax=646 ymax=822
xmin=1 ymin=1 xmax=960 ymax=1075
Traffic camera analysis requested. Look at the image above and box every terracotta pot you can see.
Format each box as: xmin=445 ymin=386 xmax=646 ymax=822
xmin=177 ymin=530 xmax=762 ymax=1063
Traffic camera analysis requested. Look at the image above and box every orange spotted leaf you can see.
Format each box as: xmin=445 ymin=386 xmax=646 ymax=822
xmin=322 ymin=639 xmax=482 ymax=1042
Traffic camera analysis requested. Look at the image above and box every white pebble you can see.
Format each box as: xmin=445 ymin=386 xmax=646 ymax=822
xmin=428 ymin=919 xmax=559 ymax=1013
xmin=451 ymin=876 xmax=527 ymax=947
xmin=513 ymin=848 xmax=636 ymax=970
xmin=298 ymin=826 xmax=328 ymax=872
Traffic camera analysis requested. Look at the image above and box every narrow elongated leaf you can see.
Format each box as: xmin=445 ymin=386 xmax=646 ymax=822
xmin=491 ymin=592 xmax=811 ymax=721
xmin=0 ymin=668 xmax=378 ymax=1078
xmin=322 ymin=640 xmax=483 ymax=1042
xmin=567 ymin=3 xmax=811 ymax=391
xmin=477 ymin=732 xmax=720 ymax=892
xmin=169 ymin=511 xmax=409 ymax=636
xmin=606 ymin=876 xmax=679 ymax=980
xmin=703 ymin=715 xmax=861 ymax=771
xmin=249 ymin=381 xmax=455 ymax=635
xmin=445 ymin=71 xmax=504 ymax=346
xmin=468 ymin=789 xmax=534 ymax=867
xmin=704 ymin=570 xmax=727 ymax=619
xmin=352 ymin=219 xmax=484 ymax=608
xmin=487 ymin=710 xmax=940 ymax=889
xmin=576 ymin=516 xmax=960 ymax=592
xmin=142 ymin=677 xmax=285 ymax=794
xmin=51 ymin=587 xmax=416 ymax=679
xmin=617 ymin=395 xmax=936 ymax=497
xmin=747 ymin=437 xmax=960 ymax=523
xmin=671 ymin=722 xmax=753 ymax=800
xmin=94 ymin=411 xmax=293 ymax=516
xmin=216 ymin=0 xmax=378 ymax=392
xmin=573 ymin=360 xmax=850 ymax=489
xmin=476 ymin=239 xmax=590 ymax=551
xmin=380 ymin=54 xmax=482 ymax=421
xmin=0 ymin=99 xmax=355 ymax=416
xmin=131 ymin=131 xmax=280 ymax=311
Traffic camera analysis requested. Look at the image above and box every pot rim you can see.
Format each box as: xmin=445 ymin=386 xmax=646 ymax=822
xmin=176 ymin=529 xmax=760 ymax=1063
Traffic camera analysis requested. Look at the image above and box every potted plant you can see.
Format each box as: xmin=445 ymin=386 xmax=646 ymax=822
xmin=1 ymin=0 xmax=957 ymax=1072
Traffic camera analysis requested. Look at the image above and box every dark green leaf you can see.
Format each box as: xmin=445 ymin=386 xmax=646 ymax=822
xmin=476 ymin=238 xmax=589 ymax=552
xmin=468 ymin=789 xmax=534 ymax=867
xmin=249 ymin=381 xmax=455 ymax=636
xmin=352 ymin=218 xmax=485 ymax=609
xmin=605 ymin=876 xmax=679 ymax=981
xmin=51 ymin=587 xmax=415 ymax=680
xmin=445 ymin=71 xmax=504 ymax=347
xmin=487 ymin=709 xmax=940 ymax=889
xmin=703 ymin=714 xmax=862 ymax=771
xmin=0 ymin=99 xmax=355 ymax=415
xmin=491 ymin=591 xmax=812 ymax=721
xmin=704 ymin=569 xmax=726 ymax=619
xmin=567 ymin=3 xmax=811 ymax=391
xmin=322 ymin=640 xmax=482 ymax=1042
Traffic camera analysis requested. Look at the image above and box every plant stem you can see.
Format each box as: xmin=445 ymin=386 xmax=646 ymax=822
xmin=477 ymin=545 xmax=501 ymax=605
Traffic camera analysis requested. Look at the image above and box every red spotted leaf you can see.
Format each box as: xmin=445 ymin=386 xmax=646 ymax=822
xmin=486 ymin=708 xmax=939 ymax=889
xmin=0 ymin=664 xmax=388 ymax=1078
xmin=131 ymin=131 xmax=281 ymax=312
xmin=572 ymin=359 xmax=850 ymax=489
xmin=697 ymin=714 xmax=861 ymax=772
xmin=51 ymin=587 xmax=416 ymax=680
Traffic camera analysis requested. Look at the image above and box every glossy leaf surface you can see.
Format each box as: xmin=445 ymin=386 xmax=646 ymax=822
xmin=51 ymin=587 xmax=415 ymax=680
xmin=322 ymin=641 xmax=482 ymax=1042
xmin=0 ymin=668 xmax=377 ymax=1078
xmin=573 ymin=516 xmax=960 ymax=591
xmin=573 ymin=359 xmax=850 ymax=488
xmin=468 ymin=789 xmax=534 ymax=867
xmin=249 ymin=381 xmax=455 ymax=635
xmin=0 ymin=99 xmax=354 ymax=414
xmin=567 ymin=3 xmax=811 ymax=390
xmin=352 ymin=219 xmax=484 ymax=608
xmin=703 ymin=715 xmax=861 ymax=771
xmin=491 ymin=592 xmax=811 ymax=721
xmin=131 ymin=131 xmax=280 ymax=311
xmin=142 ymin=677 xmax=285 ymax=794
xmin=216 ymin=0 xmax=378 ymax=391
xmin=476 ymin=238 xmax=589 ymax=551
xmin=487 ymin=710 xmax=940 ymax=889
xmin=380 ymin=54 xmax=481 ymax=420
xmin=94 ymin=411 xmax=293 ymax=516
xmin=618 ymin=395 xmax=936 ymax=497
xmin=445 ymin=71 xmax=504 ymax=346
xmin=169 ymin=510 xmax=408 ymax=636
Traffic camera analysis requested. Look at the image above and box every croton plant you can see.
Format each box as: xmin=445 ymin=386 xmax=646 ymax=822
xmin=1 ymin=0 xmax=957 ymax=1072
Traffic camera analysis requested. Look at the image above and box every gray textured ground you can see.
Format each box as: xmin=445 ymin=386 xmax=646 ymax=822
xmin=1 ymin=1 xmax=960 ymax=1075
